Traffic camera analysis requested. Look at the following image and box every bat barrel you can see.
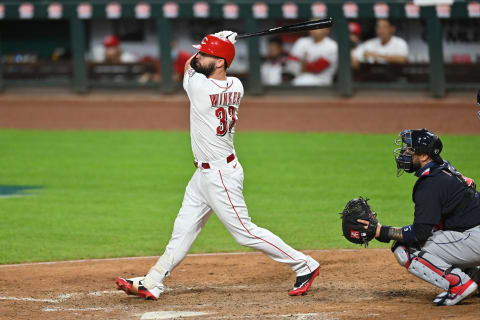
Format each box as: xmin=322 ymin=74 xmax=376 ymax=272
xmin=236 ymin=17 xmax=333 ymax=40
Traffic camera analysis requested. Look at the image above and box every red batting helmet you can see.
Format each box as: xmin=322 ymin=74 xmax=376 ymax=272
xmin=193 ymin=34 xmax=235 ymax=67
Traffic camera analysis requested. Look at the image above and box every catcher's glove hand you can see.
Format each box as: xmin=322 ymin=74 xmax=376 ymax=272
xmin=339 ymin=197 xmax=378 ymax=247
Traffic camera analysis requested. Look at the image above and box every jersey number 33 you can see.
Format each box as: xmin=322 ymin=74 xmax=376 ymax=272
xmin=215 ymin=106 xmax=237 ymax=136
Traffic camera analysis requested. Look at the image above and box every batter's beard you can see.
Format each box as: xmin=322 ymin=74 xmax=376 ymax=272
xmin=191 ymin=58 xmax=216 ymax=78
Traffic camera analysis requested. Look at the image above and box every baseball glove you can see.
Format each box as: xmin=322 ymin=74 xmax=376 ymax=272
xmin=339 ymin=197 xmax=378 ymax=247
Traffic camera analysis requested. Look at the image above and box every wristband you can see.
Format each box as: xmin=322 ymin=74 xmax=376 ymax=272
xmin=377 ymin=225 xmax=391 ymax=243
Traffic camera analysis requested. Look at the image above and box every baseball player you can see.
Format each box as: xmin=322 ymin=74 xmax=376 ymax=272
xmin=285 ymin=27 xmax=338 ymax=86
xmin=351 ymin=19 xmax=408 ymax=69
xmin=116 ymin=31 xmax=320 ymax=300
xmin=359 ymin=128 xmax=480 ymax=306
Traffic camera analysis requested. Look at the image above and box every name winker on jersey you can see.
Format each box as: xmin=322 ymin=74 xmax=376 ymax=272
xmin=209 ymin=91 xmax=241 ymax=108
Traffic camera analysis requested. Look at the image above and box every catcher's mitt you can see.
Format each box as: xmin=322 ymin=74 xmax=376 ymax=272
xmin=339 ymin=197 xmax=378 ymax=247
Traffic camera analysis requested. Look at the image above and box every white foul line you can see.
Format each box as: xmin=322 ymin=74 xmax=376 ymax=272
xmin=140 ymin=311 xmax=210 ymax=320
xmin=43 ymin=307 xmax=106 ymax=312
xmin=0 ymin=290 xmax=122 ymax=304
xmin=0 ymin=296 xmax=60 ymax=303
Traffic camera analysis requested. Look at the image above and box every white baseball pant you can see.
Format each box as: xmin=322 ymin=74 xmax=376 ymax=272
xmin=143 ymin=156 xmax=319 ymax=289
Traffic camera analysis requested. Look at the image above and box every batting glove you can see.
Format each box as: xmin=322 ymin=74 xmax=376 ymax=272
xmin=213 ymin=30 xmax=237 ymax=44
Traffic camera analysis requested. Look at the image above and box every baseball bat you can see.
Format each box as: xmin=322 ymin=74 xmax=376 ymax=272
xmin=236 ymin=17 xmax=333 ymax=40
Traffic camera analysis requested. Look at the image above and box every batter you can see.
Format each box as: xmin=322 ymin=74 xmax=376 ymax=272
xmin=116 ymin=31 xmax=319 ymax=300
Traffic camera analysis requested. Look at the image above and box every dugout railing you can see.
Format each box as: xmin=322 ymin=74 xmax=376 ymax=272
xmin=0 ymin=0 xmax=478 ymax=97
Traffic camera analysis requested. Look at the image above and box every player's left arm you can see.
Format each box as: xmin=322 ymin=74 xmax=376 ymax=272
xmin=358 ymin=220 xmax=434 ymax=243
xmin=285 ymin=39 xmax=305 ymax=76
xmin=304 ymin=41 xmax=338 ymax=73
xmin=376 ymin=54 xmax=407 ymax=64
xmin=304 ymin=58 xmax=330 ymax=73
xmin=359 ymin=183 xmax=439 ymax=243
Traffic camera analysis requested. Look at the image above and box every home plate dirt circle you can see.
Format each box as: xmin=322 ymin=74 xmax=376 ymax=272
xmin=1 ymin=250 xmax=479 ymax=320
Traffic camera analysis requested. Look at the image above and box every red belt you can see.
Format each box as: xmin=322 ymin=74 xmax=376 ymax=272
xmin=194 ymin=154 xmax=235 ymax=169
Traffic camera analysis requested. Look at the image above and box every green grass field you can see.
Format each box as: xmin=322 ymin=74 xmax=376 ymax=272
xmin=1 ymin=130 xmax=479 ymax=264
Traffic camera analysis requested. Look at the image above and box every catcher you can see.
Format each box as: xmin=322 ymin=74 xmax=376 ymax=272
xmin=341 ymin=128 xmax=480 ymax=306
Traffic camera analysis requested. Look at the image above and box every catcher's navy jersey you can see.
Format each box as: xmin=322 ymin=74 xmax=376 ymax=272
xmin=412 ymin=162 xmax=480 ymax=232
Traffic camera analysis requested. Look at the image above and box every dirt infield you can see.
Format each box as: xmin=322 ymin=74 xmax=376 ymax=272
xmin=0 ymin=91 xmax=479 ymax=133
xmin=1 ymin=250 xmax=479 ymax=320
xmin=1 ymin=91 xmax=479 ymax=319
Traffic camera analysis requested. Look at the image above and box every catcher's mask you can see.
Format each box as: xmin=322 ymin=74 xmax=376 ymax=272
xmin=394 ymin=128 xmax=443 ymax=176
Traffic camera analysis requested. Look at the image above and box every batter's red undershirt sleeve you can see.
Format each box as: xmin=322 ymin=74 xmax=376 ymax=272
xmin=305 ymin=58 xmax=330 ymax=73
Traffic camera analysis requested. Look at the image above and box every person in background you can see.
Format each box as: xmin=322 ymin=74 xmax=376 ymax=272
xmin=173 ymin=45 xmax=193 ymax=82
xmin=90 ymin=35 xmax=138 ymax=64
xmin=102 ymin=35 xmax=138 ymax=63
xmin=51 ymin=48 xmax=72 ymax=62
xmin=351 ymin=19 xmax=408 ymax=69
xmin=138 ymin=41 xmax=192 ymax=84
xmin=285 ymin=27 xmax=338 ymax=86
xmin=348 ymin=21 xmax=362 ymax=49
xmin=261 ymin=37 xmax=289 ymax=85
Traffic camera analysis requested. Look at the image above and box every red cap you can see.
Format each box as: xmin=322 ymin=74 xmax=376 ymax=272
xmin=103 ymin=35 xmax=119 ymax=47
xmin=193 ymin=35 xmax=235 ymax=67
xmin=348 ymin=22 xmax=362 ymax=37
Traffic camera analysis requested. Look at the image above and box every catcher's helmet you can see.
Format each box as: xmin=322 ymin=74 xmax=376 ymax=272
xmin=394 ymin=128 xmax=443 ymax=176
xmin=193 ymin=34 xmax=235 ymax=67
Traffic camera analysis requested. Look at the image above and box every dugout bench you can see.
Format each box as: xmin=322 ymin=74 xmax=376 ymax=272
xmin=0 ymin=0 xmax=479 ymax=97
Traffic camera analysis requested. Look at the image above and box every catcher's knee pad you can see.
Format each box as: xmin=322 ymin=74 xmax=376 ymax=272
xmin=393 ymin=244 xmax=412 ymax=267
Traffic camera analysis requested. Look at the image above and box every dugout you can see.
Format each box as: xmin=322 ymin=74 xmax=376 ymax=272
xmin=0 ymin=0 xmax=479 ymax=97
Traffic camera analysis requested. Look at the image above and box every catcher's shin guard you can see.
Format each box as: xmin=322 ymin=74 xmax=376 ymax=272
xmin=407 ymin=256 xmax=450 ymax=291
xmin=394 ymin=246 xmax=472 ymax=292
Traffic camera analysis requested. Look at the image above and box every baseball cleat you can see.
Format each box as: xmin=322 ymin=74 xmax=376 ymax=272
xmin=433 ymin=279 xmax=478 ymax=306
xmin=137 ymin=282 xmax=165 ymax=300
xmin=115 ymin=276 xmax=144 ymax=296
xmin=288 ymin=267 xmax=320 ymax=296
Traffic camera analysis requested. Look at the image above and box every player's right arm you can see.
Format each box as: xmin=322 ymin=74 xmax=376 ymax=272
xmin=184 ymin=53 xmax=196 ymax=73
xmin=285 ymin=38 xmax=306 ymax=76
xmin=183 ymin=54 xmax=210 ymax=97
xmin=351 ymin=42 xmax=366 ymax=69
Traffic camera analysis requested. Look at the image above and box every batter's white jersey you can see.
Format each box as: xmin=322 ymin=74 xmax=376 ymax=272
xmin=183 ymin=68 xmax=243 ymax=162
xmin=352 ymin=36 xmax=409 ymax=64
xmin=287 ymin=36 xmax=338 ymax=86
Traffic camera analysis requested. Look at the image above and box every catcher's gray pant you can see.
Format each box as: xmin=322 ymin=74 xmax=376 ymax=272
xmin=143 ymin=159 xmax=319 ymax=290
xmin=423 ymin=225 xmax=480 ymax=270
xmin=395 ymin=225 xmax=480 ymax=289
